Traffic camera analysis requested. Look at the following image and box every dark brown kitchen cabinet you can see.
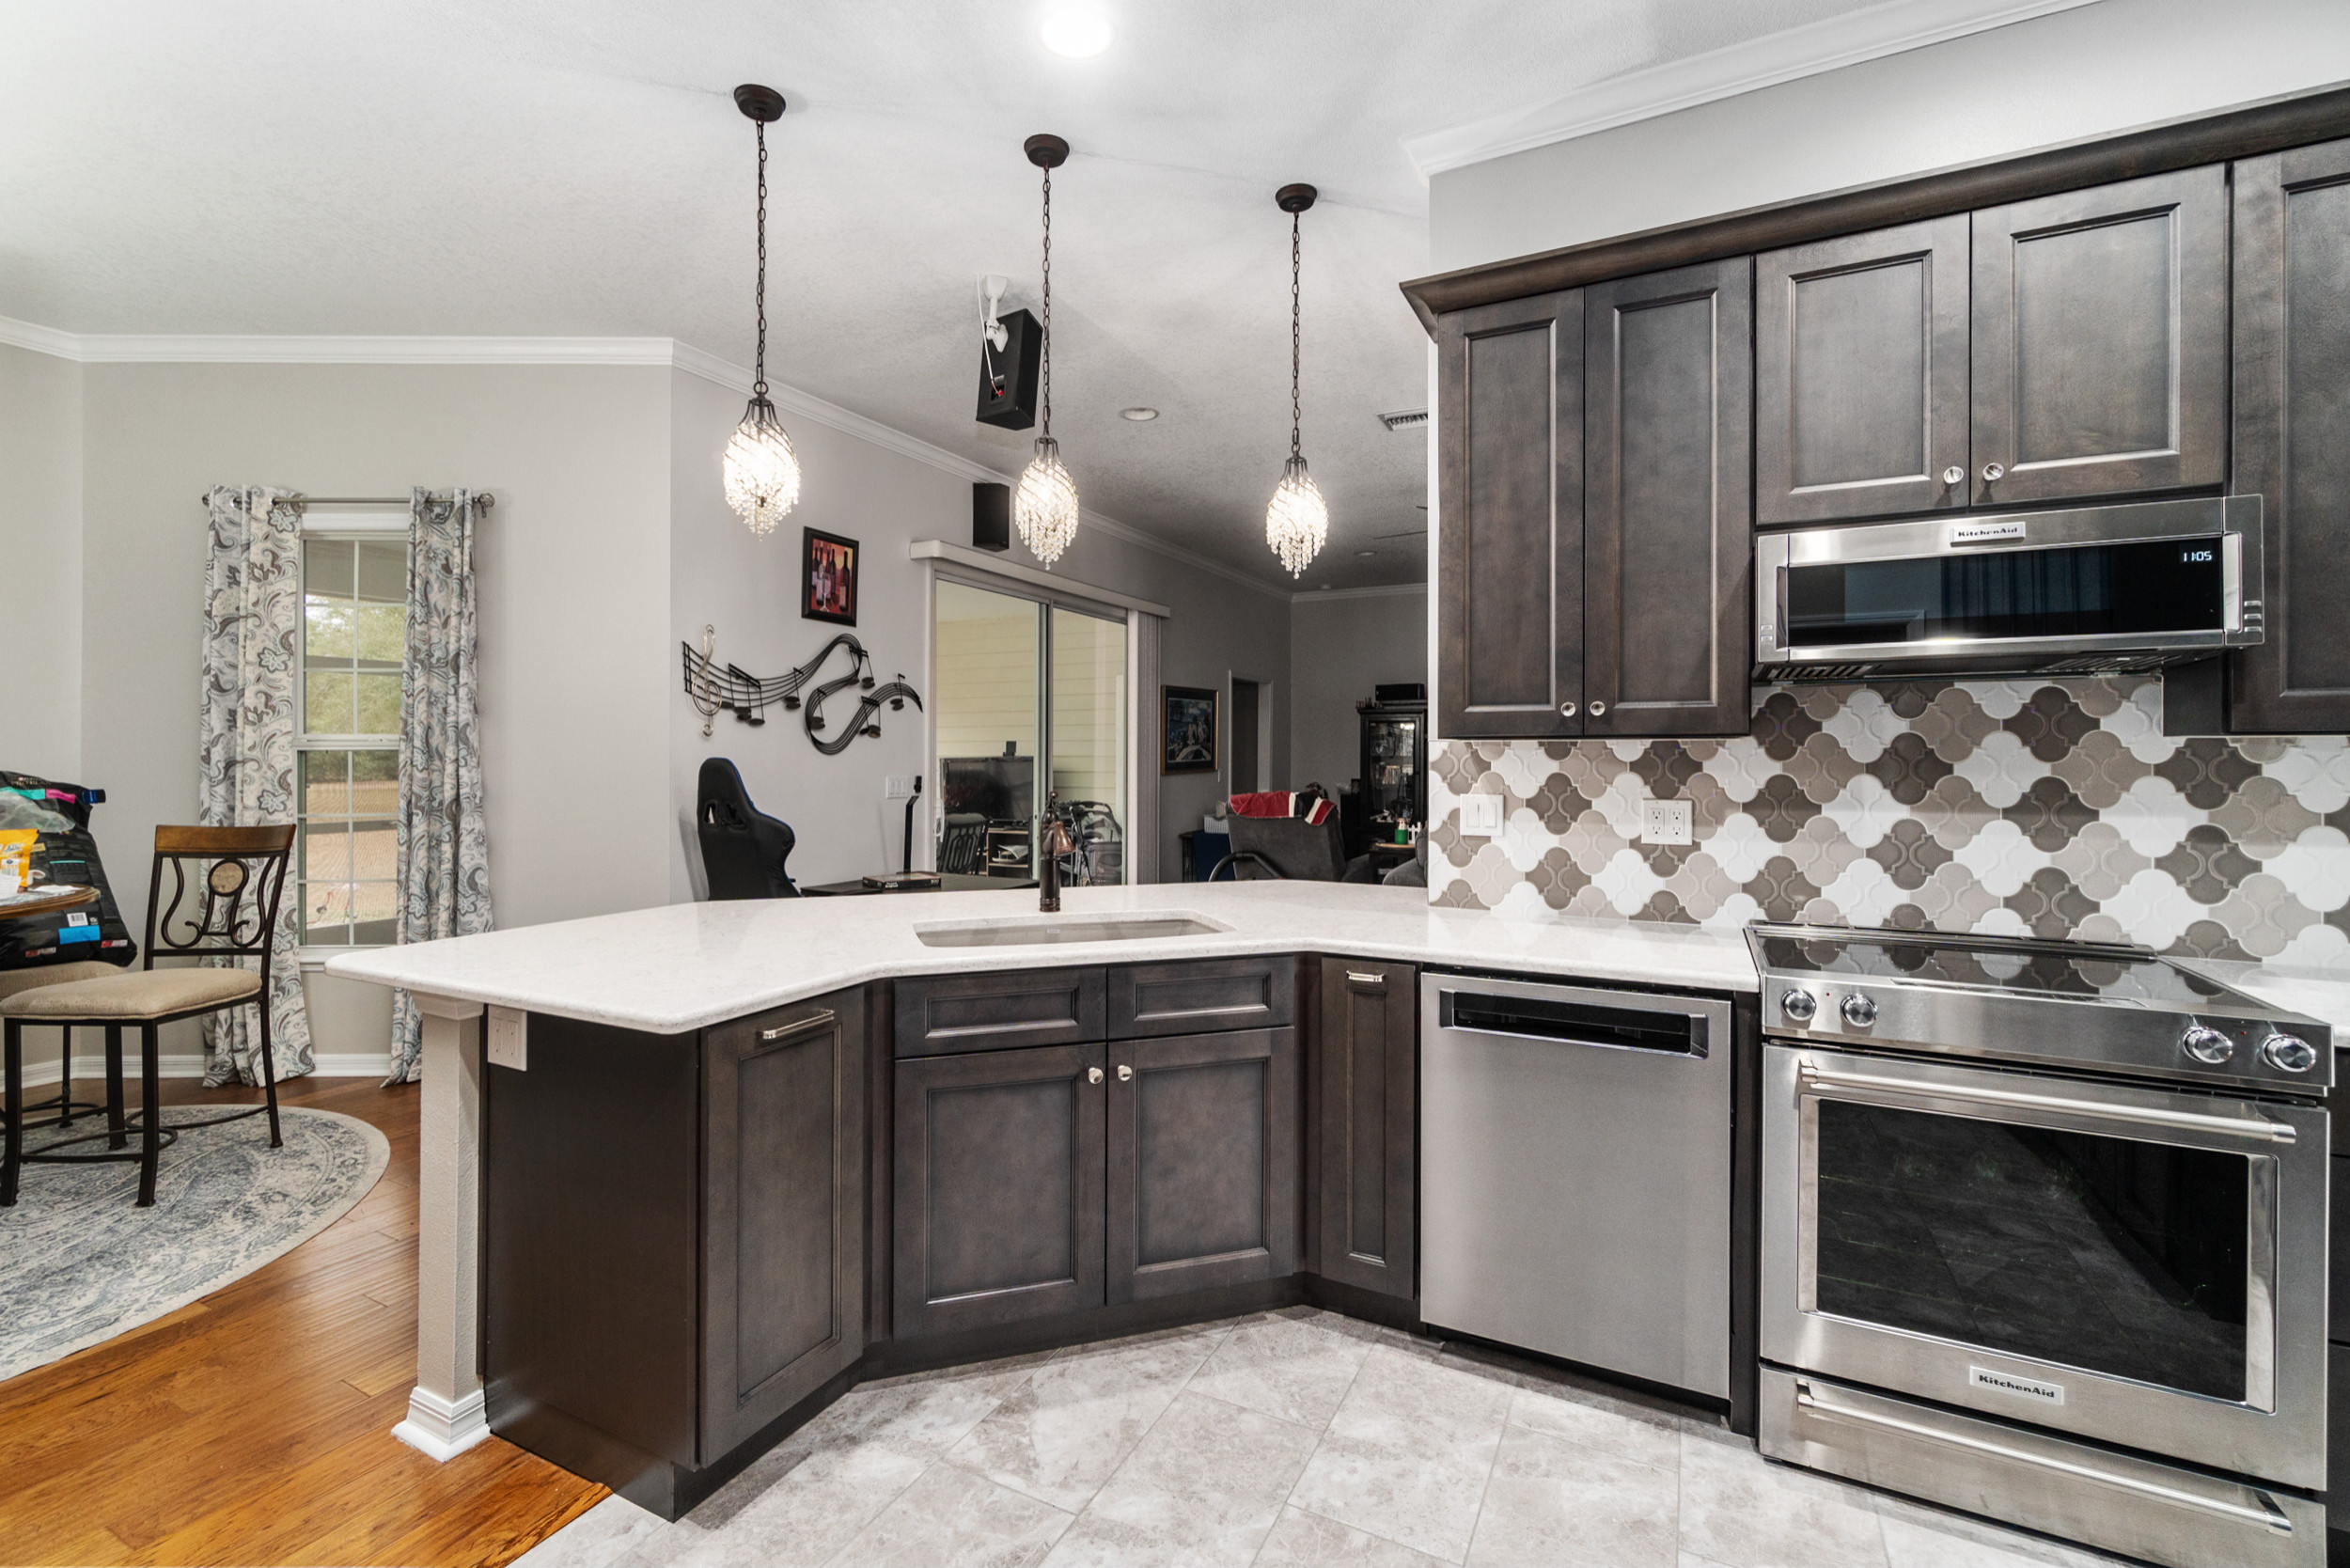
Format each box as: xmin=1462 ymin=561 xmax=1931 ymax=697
xmin=892 ymin=1042 xmax=1106 ymax=1339
xmin=1314 ymin=961 xmax=1416 ymax=1301
xmin=1107 ymin=956 xmax=1294 ymax=1040
xmin=1755 ymin=216 xmax=1971 ymax=525
xmin=894 ymin=966 xmax=1103 ymax=1058
xmin=1107 ymin=1028 xmax=1299 ymax=1303
xmin=702 ymin=993 xmax=867 ymax=1456
xmin=2231 ymin=136 xmax=2350 ymax=734
xmin=1970 ymin=165 xmax=2229 ymax=508
xmin=1583 ymin=258 xmax=1754 ymax=738
xmin=1434 ymin=289 xmax=1585 ymax=739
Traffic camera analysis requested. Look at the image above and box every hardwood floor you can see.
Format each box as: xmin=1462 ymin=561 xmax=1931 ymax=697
xmin=0 ymin=1072 xmax=606 ymax=1567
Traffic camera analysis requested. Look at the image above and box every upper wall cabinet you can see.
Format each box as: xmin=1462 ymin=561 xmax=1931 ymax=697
xmin=1755 ymin=216 xmax=1970 ymax=525
xmin=1434 ymin=290 xmax=1584 ymax=740
xmin=2231 ymin=136 xmax=2350 ymax=733
xmin=1583 ymin=258 xmax=1754 ymax=739
xmin=1970 ymin=166 xmax=2230 ymax=508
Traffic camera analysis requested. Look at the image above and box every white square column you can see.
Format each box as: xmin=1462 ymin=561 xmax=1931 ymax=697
xmin=390 ymin=990 xmax=491 ymax=1461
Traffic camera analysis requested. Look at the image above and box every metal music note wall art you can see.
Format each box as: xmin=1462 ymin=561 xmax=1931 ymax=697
xmin=681 ymin=625 xmax=922 ymax=755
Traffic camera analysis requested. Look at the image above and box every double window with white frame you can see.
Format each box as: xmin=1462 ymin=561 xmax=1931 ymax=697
xmin=297 ymin=530 xmax=405 ymax=947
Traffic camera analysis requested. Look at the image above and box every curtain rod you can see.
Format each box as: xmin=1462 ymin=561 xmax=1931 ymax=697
xmin=195 ymin=492 xmax=496 ymax=509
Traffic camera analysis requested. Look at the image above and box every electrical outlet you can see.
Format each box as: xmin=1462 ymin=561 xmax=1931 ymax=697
xmin=1459 ymin=793 xmax=1503 ymax=839
xmin=1640 ymin=799 xmax=1693 ymax=846
xmin=884 ymin=776 xmax=916 ymax=799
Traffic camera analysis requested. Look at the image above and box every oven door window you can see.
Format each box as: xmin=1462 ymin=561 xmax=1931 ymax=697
xmin=1814 ymin=1099 xmax=2248 ymax=1402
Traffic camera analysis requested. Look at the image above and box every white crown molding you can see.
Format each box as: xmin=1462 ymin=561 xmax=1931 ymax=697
xmin=1404 ymin=0 xmax=2106 ymax=178
xmin=0 ymin=310 xmax=1299 ymax=604
xmin=1292 ymin=581 xmax=1427 ymax=604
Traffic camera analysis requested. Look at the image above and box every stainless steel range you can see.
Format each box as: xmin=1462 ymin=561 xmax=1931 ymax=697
xmin=1747 ymin=922 xmax=2332 ymax=1568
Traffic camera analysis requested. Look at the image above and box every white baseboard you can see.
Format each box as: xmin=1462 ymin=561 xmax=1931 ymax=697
xmin=393 ymin=1387 xmax=491 ymax=1462
xmin=15 ymin=1049 xmax=394 ymax=1086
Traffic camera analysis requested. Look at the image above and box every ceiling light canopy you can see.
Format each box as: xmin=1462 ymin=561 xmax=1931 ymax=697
xmin=721 ymin=85 xmax=801 ymax=537
xmin=1265 ymin=182 xmax=1328 ymax=579
xmin=1014 ymin=133 xmax=1080 ymax=569
xmin=1120 ymin=407 xmax=1159 ymax=422
xmin=1039 ymin=7 xmax=1114 ymax=57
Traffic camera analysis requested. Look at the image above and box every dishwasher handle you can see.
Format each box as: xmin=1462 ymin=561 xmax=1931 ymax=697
xmin=1438 ymin=985 xmax=1718 ymax=1059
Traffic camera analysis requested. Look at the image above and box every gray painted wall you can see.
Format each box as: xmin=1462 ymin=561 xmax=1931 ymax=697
xmin=2 ymin=341 xmax=84 ymax=782
xmin=1290 ymin=588 xmax=1427 ymax=794
xmin=1429 ymin=0 xmax=2350 ymax=274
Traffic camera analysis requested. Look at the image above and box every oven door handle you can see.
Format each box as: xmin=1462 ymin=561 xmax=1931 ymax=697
xmin=1796 ymin=1063 xmax=2297 ymax=1144
xmin=1793 ymin=1381 xmax=2296 ymax=1534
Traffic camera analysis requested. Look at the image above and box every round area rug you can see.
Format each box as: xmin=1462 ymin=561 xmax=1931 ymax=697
xmin=0 ymin=1105 xmax=389 ymax=1384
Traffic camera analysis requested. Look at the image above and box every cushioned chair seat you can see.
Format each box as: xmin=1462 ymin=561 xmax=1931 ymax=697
xmin=0 ymin=966 xmax=261 ymax=1020
xmin=0 ymin=961 xmax=125 ymax=1003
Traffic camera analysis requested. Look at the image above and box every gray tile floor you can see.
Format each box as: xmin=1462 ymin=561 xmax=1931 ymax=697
xmin=512 ymin=1309 xmax=2124 ymax=1568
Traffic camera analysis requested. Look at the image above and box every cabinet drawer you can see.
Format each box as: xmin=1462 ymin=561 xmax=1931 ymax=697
xmin=1108 ymin=957 xmax=1294 ymax=1040
xmin=894 ymin=967 xmax=1104 ymax=1058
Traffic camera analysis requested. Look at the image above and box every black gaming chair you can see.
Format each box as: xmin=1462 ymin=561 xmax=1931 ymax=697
xmin=697 ymin=759 xmax=799 ymax=899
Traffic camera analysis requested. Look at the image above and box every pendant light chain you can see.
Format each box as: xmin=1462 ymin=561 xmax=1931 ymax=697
xmin=1264 ymin=183 xmax=1327 ymax=577
xmin=1040 ymin=163 xmax=1053 ymax=439
xmin=1289 ymin=209 xmax=1302 ymax=461
xmin=753 ymin=120 xmax=769 ymax=399
xmin=1012 ymin=133 xmax=1079 ymax=568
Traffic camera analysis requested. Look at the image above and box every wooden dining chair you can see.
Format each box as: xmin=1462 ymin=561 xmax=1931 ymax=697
xmin=1 ymin=824 xmax=295 ymax=1207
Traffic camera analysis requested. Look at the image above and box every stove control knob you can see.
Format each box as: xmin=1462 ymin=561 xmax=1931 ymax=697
xmin=2180 ymin=1026 xmax=2234 ymax=1066
xmin=1841 ymin=994 xmax=1878 ymax=1028
xmin=1780 ymin=989 xmax=1817 ymax=1023
xmin=2261 ymin=1033 xmax=2319 ymax=1074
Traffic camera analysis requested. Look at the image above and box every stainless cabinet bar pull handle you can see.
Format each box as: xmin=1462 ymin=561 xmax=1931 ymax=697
xmin=1796 ymin=1063 xmax=2295 ymax=1143
xmin=1793 ymin=1383 xmax=2294 ymax=1533
xmin=1346 ymin=971 xmax=1385 ymax=986
xmin=1088 ymin=1066 xmax=1104 ymax=1084
xmin=1117 ymin=1063 xmax=1134 ymax=1081
xmin=760 ymin=1009 xmax=837 ymax=1042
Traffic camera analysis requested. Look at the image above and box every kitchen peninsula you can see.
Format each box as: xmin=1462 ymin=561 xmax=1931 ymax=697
xmin=326 ymin=883 xmax=1759 ymax=1514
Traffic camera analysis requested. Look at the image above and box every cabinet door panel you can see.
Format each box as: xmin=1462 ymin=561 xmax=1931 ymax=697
xmin=2231 ymin=137 xmax=2350 ymax=732
xmin=1107 ymin=956 xmax=1293 ymax=1041
xmin=1435 ymin=290 xmax=1584 ymax=738
xmin=1107 ymin=1028 xmax=1298 ymax=1302
xmin=703 ymin=991 xmax=866 ymax=1457
xmin=893 ymin=1043 xmax=1104 ymax=1338
xmin=1971 ymin=166 xmax=2228 ymax=506
xmin=1585 ymin=259 xmax=1753 ymax=738
xmin=1316 ymin=961 xmax=1417 ymax=1300
xmin=1757 ymin=217 xmax=1969 ymax=524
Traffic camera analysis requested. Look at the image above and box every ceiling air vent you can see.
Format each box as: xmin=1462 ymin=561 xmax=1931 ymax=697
xmin=1378 ymin=408 xmax=1428 ymax=431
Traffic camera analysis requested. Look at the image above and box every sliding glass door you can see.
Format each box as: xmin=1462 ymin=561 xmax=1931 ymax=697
xmin=932 ymin=578 xmax=1128 ymax=885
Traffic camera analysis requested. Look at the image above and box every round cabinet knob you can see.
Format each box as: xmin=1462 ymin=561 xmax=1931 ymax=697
xmin=2180 ymin=1026 xmax=2234 ymax=1065
xmin=1982 ymin=463 xmax=2006 ymax=483
xmin=2261 ymin=1033 xmax=2319 ymax=1074
xmin=1118 ymin=1063 xmax=1135 ymax=1082
xmin=1088 ymin=1066 xmax=1104 ymax=1085
xmin=1589 ymin=699 xmax=1608 ymax=716
xmin=1942 ymin=465 xmax=1965 ymax=486
xmin=1559 ymin=700 xmax=1578 ymax=717
xmin=1841 ymin=994 xmax=1878 ymax=1028
xmin=1780 ymin=989 xmax=1818 ymax=1023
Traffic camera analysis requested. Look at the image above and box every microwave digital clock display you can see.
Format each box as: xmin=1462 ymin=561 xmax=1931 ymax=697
xmin=1785 ymin=537 xmax=2226 ymax=650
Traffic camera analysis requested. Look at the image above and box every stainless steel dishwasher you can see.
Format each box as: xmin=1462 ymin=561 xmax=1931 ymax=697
xmin=1420 ymin=972 xmax=1732 ymax=1399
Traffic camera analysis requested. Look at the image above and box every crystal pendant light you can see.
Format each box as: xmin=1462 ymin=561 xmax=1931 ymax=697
xmin=722 ymin=85 xmax=801 ymax=536
xmin=1265 ymin=183 xmax=1328 ymax=578
xmin=1014 ymin=134 xmax=1080 ymax=568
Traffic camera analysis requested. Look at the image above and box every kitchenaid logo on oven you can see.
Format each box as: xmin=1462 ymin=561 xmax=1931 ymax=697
xmin=1970 ymin=1366 xmax=2064 ymax=1405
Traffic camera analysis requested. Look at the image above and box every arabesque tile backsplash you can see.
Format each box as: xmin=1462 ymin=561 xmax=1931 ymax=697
xmin=1428 ymin=678 xmax=2350 ymax=972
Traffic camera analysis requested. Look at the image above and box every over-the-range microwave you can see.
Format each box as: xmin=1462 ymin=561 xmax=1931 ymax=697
xmin=1753 ymin=495 xmax=2264 ymax=682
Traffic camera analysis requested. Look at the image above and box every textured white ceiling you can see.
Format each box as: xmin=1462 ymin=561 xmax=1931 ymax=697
xmin=0 ymin=0 xmax=1879 ymax=589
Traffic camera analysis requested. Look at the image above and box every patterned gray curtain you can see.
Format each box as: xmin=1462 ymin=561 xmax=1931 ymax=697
xmin=198 ymin=485 xmax=317 ymax=1085
xmin=386 ymin=488 xmax=493 ymax=1084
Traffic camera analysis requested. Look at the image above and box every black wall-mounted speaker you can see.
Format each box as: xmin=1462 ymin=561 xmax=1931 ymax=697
xmin=977 ymin=308 xmax=1042 ymax=430
xmin=973 ymin=482 xmax=1010 ymax=552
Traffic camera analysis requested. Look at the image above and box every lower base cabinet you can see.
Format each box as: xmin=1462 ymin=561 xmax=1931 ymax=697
xmin=1315 ymin=960 xmax=1417 ymax=1301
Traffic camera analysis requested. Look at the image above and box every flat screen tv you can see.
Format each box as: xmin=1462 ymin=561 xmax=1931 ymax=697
xmin=939 ymin=755 xmax=1034 ymax=824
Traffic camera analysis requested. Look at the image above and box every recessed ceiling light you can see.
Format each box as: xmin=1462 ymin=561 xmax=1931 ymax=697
xmin=1120 ymin=406 xmax=1158 ymax=421
xmin=1040 ymin=8 xmax=1113 ymax=57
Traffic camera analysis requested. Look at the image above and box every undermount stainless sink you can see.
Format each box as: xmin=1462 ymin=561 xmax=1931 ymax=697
xmin=914 ymin=913 xmax=1230 ymax=949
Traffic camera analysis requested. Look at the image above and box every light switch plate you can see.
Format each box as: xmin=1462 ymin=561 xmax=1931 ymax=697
xmin=1459 ymin=793 xmax=1503 ymax=839
xmin=487 ymin=1005 xmax=527 ymax=1071
xmin=884 ymin=776 xmax=916 ymax=799
xmin=1640 ymin=799 xmax=1693 ymax=846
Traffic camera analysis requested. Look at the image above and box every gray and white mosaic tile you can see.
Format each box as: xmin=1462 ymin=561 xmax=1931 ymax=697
xmin=1429 ymin=678 xmax=2350 ymax=971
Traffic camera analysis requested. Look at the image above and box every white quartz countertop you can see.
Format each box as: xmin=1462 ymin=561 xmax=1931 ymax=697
xmin=324 ymin=881 xmax=1761 ymax=1033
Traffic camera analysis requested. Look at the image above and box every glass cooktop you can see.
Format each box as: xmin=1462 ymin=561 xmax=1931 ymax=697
xmin=1748 ymin=925 xmax=2236 ymax=1008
